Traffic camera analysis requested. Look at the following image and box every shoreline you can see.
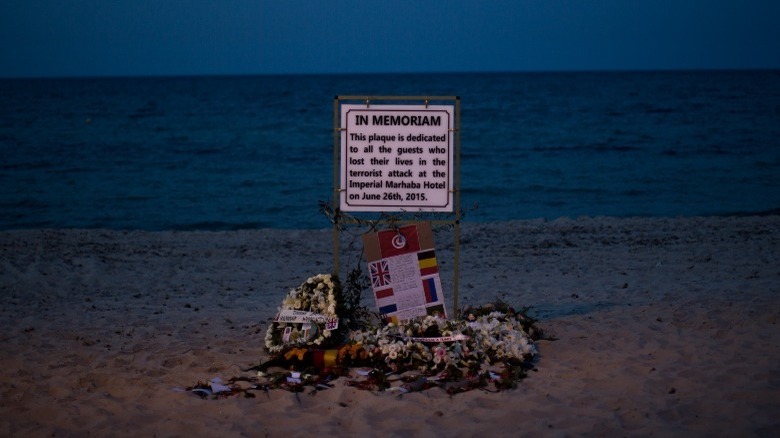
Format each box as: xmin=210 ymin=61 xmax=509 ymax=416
xmin=3 ymin=207 xmax=780 ymax=233
xmin=1 ymin=215 xmax=778 ymax=435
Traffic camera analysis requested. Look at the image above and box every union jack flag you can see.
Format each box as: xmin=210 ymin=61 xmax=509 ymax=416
xmin=370 ymin=260 xmax=391 ymax=288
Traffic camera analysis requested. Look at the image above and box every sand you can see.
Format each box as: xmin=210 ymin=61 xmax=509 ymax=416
xmin=1 ymin=215 xmax=778 ymax=436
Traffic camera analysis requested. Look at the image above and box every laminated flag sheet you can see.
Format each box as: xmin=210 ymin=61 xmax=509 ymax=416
xmin=362 ymin=223 xmax=447 ymax=322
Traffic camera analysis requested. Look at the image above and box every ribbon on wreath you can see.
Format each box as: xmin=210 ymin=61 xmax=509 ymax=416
xmin=398 ymin=333 xmax=470 ymax=343
xmin=273 ymin=309 xmax=339 ymax=330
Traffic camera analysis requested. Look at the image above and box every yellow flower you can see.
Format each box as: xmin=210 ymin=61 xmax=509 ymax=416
xmin=284 ymin=348 xmax=307 ymax=361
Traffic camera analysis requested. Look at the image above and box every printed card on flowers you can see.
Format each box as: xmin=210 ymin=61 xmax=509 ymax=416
xmin=362 ymin=222 xmax=447 ymax=323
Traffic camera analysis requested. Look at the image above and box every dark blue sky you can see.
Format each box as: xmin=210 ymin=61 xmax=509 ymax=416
xmin=2 ymin=0 xmax=778 ymax=78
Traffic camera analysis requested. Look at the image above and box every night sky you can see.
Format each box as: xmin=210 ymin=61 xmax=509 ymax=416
xmin=2 ymin=0 xmax=779 ymax=78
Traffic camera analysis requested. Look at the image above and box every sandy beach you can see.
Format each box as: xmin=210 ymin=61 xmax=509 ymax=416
xmin=1 ymin=215 xmax=778 ymax=436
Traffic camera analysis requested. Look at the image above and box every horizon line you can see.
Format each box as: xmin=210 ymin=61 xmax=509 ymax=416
xmin=2 ymin=67 xmax=779 ymax=81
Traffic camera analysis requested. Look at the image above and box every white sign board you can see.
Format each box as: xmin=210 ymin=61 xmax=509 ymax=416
xmin=340 ymin=104 xmax=455 ymax=212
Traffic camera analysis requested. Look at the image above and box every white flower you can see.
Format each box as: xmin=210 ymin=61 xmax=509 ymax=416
xmin=265 ymin=274 xmax=340 ymax=353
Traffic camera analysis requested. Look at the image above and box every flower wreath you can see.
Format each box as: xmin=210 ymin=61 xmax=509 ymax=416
xmin=348 ymin=302 xmax=538 ymax=377
xmin=264 ymin=274 xmax=342 ymax=354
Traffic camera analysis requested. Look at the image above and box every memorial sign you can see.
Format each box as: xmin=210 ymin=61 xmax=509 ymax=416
xmin=340 ymin=104 xmax=455 ymax=212
xmin=362 ymin=222 xmax=447 ymax=323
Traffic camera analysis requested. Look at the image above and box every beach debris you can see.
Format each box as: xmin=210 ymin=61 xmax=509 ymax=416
xmin=209 ymin=377 xmax=231 ymax=393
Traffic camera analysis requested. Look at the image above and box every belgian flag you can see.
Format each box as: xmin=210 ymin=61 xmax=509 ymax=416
xmin=417 ymin=250 xmax=438 ymax=276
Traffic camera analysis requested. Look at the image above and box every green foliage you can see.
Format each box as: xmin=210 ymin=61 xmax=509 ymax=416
xmin=334 ymin=267 xmax=375 ymax=332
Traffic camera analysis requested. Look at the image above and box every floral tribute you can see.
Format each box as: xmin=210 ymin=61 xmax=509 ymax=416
xmin=263 ymin=274 xmax=345 ymax=353
xmin=187 ymin=274 xmax=543 ymax=398
xmin=352 ymin=302 xmax=539 ymax=377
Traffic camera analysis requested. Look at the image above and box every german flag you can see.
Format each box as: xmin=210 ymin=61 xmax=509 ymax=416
xmin=312 ymin=349 xmax=339 ymax=369
xmin=417 ymin=250 xmax=438 ymax=276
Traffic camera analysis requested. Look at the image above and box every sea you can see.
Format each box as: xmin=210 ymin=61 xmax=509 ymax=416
xmin=1 ymin=70 xmax=779 ymax=230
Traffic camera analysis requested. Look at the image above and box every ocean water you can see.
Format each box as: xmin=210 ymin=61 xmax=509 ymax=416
xmin=1 ymin=71 xmax=779 ymax=230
